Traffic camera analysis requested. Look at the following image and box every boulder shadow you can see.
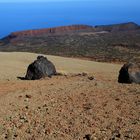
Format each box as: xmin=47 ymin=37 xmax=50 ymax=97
xmin=17 ymin=76 xmax=27 ymax=80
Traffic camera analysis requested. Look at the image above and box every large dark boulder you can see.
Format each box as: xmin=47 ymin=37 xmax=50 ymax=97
xmin=25 ymin=56 xmax=56 ymax=80
xmin=118 ymin=62 xmax=140 ymax=84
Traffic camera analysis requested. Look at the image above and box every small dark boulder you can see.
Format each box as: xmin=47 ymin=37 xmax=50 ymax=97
xmin=25 ymin=56 xmax=56 ymax=80
xmin=118 ymin=62 xmax=140 ymax=84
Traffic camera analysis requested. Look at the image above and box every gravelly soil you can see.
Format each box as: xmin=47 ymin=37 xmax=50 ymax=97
xmin=0 ymin=75 xmax=139 ymax=140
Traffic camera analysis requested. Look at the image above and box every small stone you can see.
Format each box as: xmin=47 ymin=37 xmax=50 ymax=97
xmin=5 ymin=134 xmax=8 ymax=139
xmin=25 ymin=106 xmax=29 ymax=109
xmin=84 ymin=134 xmax=92 ymax=140
xmin=14 ymin=134 xmax=18 ymax=137
xmin=43 ymin=104 xmax=47 ymax=107
xmin=25 ymin=95 xmax=32 ymax=99
xmin=88 ymin=76 xmax=94 ymax=80
xmin=115 ymin=98 xmax=120 ymax=101
xmin=38 ymin=106 xmax=41 ymax=109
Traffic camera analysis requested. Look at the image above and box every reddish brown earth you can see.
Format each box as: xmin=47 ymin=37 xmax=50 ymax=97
xmin=0 ymin=75 xmax=140 ymax=140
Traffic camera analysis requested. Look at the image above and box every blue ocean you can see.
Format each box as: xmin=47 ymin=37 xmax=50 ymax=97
xmin=0 ymin=0 xmax=139 ymax=38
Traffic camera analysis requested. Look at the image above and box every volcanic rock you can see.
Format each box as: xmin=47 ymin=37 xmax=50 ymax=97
xmin=118 ymin=62 xmax=140 ymax=84
xmin=25 ymin=56 xmax=56 ymax=80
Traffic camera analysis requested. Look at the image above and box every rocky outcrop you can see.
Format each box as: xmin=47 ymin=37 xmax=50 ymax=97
xmin=118 ymin=62 xmax=140 ymax=84
xmin=95 ymin=22 xmax=139 ymax=32
xmin=25 ymin=56 xmax=56 ymax=80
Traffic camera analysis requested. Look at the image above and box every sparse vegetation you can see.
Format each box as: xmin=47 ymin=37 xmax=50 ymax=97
xmin=0 ymin=30 xmax=140 ymax=63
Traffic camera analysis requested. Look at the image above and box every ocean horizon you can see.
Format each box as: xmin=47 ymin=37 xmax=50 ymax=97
xmin=0 ymin=0 xmax=139 ymax=38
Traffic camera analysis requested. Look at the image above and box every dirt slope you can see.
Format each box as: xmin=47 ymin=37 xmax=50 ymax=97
xmin=0 ymin=52 xmax=139 ymax=140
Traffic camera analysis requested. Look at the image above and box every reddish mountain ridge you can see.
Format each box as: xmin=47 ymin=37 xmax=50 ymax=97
xmin=3 ymin=22 xmax=139 ymax=42
xmin=8 ymin=25 xmax=93 ymax=38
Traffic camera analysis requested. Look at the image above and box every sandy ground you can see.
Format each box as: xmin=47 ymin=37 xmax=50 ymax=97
xmin=0 ymin=52 xmax=121 ymax=81
xmin=0 ymin=52 xmax=139 ymax=140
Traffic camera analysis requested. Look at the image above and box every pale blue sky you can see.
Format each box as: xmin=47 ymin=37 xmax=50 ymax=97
xmin=0 ymin=0 xmax=139 ymax=4
xmin=0 ymin=0 xmax=139 ymax=5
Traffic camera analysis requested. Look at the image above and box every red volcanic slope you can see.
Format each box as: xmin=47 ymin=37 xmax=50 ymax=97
xmin=10 ymin=25 xmax=93 ymax=37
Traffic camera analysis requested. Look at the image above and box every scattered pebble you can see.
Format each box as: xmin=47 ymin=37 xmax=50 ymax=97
xmin=84 ymin=134 xmax=92 ymax=140
xmin=88 ymin=76 xmax=94 ymax=80
xmin=25 ymin=95 xmax=32 ymax=99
